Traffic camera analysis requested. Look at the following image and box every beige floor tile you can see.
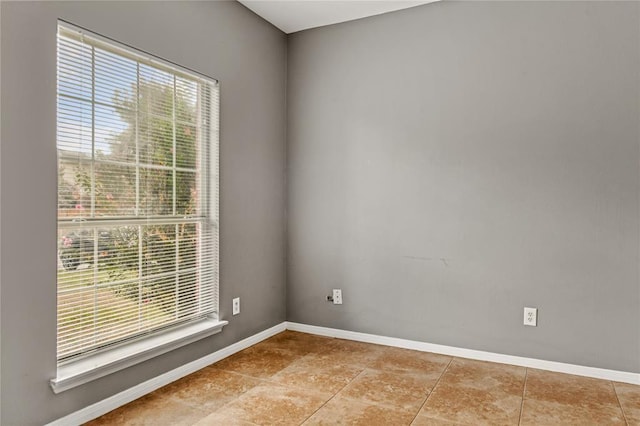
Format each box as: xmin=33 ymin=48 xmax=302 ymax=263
xmin=253 ymin=330 xmax=335 ymax=355
xmin=304 ymin=395 xmax=417 ymax=426
xmin=212 ymin=382 xmax=330 ymax=426
xmin=370 ymin=347 xmax=451 ymax=376
xmin=211 ymin=345 xmax=300 ymax=379
xmin=411 ymin=415 xmax=466 ymax=425
xmin=419 ymin=358 xmax=526 ymax=425
xmin=193 ymin=412 xmax=256 ymax=425
xmin=84 ymin=390 xmax=208 ymax=426
xmin=520 ymin=398 xmax=625 ymax=425
xmin=614 ymin=382 xmax=640 ymax=425
xmin=520 ymin=369 xmax=626 ymax=425
xmin=525 ymin=369 xmax=621 ymax=407
xmin=311 ymin=338 xmax=388 ymax=368
xmin=440 ymin=358 xmax=526 ymax=394
xmin=160 ymin=368 xmax=263 ymax=413
xmin=270 ymin=353 xmax=364 ymax=393
xmin=338 ymin=368 xmax=433 ymax=412
xmin=421 ymin=383 xmax=523 ymax=426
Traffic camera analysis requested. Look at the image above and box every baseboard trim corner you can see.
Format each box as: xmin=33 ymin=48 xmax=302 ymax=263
xmin=47 ymin=322 xmax=287 ymax=426
xmin=285 ymin=321 xmax=640 ymax=386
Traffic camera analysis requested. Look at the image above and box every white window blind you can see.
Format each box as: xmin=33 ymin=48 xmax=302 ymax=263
xmin=56 ymin=23 xmax=219 ymax=362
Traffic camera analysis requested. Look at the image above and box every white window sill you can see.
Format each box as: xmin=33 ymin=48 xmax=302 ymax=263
xmin=50 ymin=318 xmax=228 ymax=394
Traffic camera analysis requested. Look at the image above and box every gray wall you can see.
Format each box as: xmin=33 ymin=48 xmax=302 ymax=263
xmin=0 ymin=1 xmax=286 ymax=424
xmin=287 ymin=1 xmax=640 ymax=373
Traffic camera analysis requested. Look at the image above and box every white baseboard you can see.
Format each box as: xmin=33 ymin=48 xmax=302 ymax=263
xmin=47 ymin=322 xmax=287 ymax=426
xmin=286 ymin=321 xmax=640 ymax=386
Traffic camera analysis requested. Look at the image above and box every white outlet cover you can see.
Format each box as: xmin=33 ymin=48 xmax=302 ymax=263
xmin=233 ymin=297 xmax=240 ymax=315
xmin=524 ymin=307 xmax=537 ymax=326
xmin=332 ymin=289 xmax=343 ymax=305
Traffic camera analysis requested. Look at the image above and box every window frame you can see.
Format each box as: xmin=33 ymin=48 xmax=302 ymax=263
xmin=52 ymin=21 xmax=226 ymax=393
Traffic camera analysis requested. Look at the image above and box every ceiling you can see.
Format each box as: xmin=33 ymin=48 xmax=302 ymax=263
xmin=238 ymin=0 xmax=439 ymax=34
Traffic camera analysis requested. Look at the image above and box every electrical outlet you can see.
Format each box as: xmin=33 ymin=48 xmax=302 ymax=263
xmin=233 ymin=297 xmax=240 ymax=315
xmin=524 ymin=307 xmax=537 ymax=326
xmin=332 ymin=289 xmax=343 ymax=305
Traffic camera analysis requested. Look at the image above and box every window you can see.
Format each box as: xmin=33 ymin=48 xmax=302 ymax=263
xmin=56 ymin=23 xmax=220 ymax=364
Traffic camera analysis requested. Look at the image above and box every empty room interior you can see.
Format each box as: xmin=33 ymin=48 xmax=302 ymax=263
xmin=1 ymin=0 xmax=640 ymax=425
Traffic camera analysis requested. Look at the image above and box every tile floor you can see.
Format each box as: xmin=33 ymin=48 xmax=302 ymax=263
xmin=86 ymin=331 xmax=640 ymax=425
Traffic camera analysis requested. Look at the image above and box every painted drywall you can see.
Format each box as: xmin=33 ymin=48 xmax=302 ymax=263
xmin=0 ymin=1 xmax=286 ymax=424
xmin=287 ymin=1 xmax=640 ymax=373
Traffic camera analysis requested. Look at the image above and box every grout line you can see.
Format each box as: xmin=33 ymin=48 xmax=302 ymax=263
xmin=408 ymin=356 xmax=455 ymax=425
xmin=215 ymin=338 xmax=371 ymax=425
xmin=517 ymin=368 xmax=529 ymax=426
xmin=197 ymin=361 xmax=316 ymax=425
xmin=297 ymin=368 xmax=368 ymax=425
xmin=611 ymin=381 xmax=630 ymax=426
xmin=182 ymin=369 xmax=269 ymax=425
xmin=133 ymin=367 xmax=259 ymax=409
xmin=209 ymin=367 xmax=274 ymax=385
